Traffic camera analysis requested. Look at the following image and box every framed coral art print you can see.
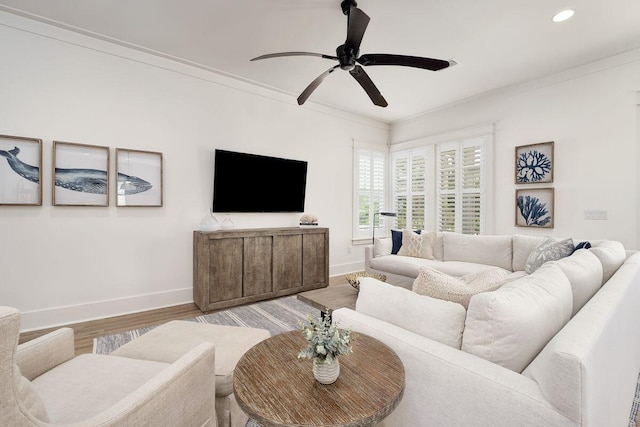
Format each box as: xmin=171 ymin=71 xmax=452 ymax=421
xmin=116 ymin=148 xmax=163 ymax=207
xmin=0 ymin=134 xmax=42 ymax=206
xmin=516 ymin=188 xmax=554 ymax=228
xmin=53 ymin=141 xmax=110 ymax=206
xmin=515 ymin=141 xmax=554 ymax=184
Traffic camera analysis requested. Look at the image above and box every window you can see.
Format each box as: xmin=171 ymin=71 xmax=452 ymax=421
xmin=353 ymin=144 xmax=387 ymax=241
xmin=437 ymin=138 xmax=485 ymax=234
xmin=391 ymin=148 xmax=430 ymax=230
xmin=390 ymin=134 xmax=487 ymax=235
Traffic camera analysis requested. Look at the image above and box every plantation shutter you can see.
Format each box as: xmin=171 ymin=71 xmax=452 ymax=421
xmin=437 ymin=139 xmax=485 ymax=234
xmin=353 ymin=145 xmax=387 ymax=240
xmin=391 ymin=149 xmax=428 ymax=230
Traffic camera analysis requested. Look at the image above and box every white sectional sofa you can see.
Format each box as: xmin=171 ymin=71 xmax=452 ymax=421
xmin=334 ymin=232 xmax=640 ymax=426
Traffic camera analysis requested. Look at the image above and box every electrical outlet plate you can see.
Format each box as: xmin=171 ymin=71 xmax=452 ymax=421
xmin=584 ymin=210 xmax=608 ymax=220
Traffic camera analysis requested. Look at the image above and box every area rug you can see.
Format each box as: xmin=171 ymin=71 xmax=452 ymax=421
xmin=93 ymin=295 xmax=319 ymax=354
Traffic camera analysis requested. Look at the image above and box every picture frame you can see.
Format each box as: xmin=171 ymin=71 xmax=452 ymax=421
xmin=515 ymin=188 xmax=554 ymax=228
xmin=116 ymin=148 xmax=163 ymax=207
xmin=0 ymin=134 xmax=43 ymax=206
xmin=515 ymin=141 xmax=554 ymax=184
xmin=53 ymin=141 xmax=110 ymax=206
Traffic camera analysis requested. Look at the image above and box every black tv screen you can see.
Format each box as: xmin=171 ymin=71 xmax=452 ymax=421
xmin=212 ymin=149 xmax=308 ymax=212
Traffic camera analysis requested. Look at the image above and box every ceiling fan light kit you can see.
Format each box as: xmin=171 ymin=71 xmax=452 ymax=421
xmin=251 ymin=0 xmax=456 ymax=108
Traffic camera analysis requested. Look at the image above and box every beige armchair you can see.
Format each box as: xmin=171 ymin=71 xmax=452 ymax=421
xmin=1 ymin=306 xmax=217 ymax=426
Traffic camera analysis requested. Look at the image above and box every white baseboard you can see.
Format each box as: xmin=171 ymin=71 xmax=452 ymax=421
xmin=20 ymin=288 xmax=193 ymax=332
xmin=330 ymin=261 xmax=365 ymax=277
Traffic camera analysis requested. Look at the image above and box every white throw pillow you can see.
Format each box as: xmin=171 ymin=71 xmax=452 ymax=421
xmin=412 ymin=266 xmax=510 ymax=309
xmin=549 ymin=249 xmax=603 ymax=316
xmin=397 ymin=229 xmax=435 ymax=260
xmin=356 ymin=277 xmax=467 ymax=349
xmin=512 ymin=234 xmax=549 ymax=271
xmin=590 ymin=240 xmax=626 ymax=284
xmin=462 ymin=263 xmax=572 ymax=373
xmin=525 ymin=237 xmax=575 ymax=274
xmin=443 ymin=233 xmax=513 ymax=271
xmin=373 ymin=238 xmax=393 ymax=258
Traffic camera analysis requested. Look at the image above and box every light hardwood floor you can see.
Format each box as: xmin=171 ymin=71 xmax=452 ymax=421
xmin=18 ymin=274 xmax=350 ymax=355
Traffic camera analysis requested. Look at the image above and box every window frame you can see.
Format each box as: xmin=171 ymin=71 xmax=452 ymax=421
xmin=352 ymin=141 xmax=389 ymax=242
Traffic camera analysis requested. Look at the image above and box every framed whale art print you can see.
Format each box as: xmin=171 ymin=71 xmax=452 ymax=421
xmin=53 ymin=141 xmax=110 ymax=206
xmin=115 ymin=148 xmax=163 ymax=207
xmin=0 ymin=134 xmax=43 ymax=206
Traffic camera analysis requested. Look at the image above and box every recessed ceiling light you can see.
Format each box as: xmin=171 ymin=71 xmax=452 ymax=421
xmin=552 ymin=9 xmax=575 ymax=22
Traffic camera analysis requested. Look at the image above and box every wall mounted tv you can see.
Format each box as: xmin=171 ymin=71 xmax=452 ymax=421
xmin=212 ymin=149 xmax=308 ymax=213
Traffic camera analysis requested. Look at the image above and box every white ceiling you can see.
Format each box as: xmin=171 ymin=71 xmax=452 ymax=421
xmin=2 ymin=0 xmax=640 ymax=123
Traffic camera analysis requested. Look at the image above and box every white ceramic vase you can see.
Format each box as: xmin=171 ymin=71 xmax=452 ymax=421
xmin=313 ymin=358 xmax=340 ymax=385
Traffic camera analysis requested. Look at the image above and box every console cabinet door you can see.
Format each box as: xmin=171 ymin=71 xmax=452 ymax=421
xmin=303 ymin=233 xmax=326 ymax=286
xmin=243 ymin=236 xmax=273 ymax=296
xmin=209 ymin=238 xmax=243 ymax=303
xmin=273 ymin=234 xmax=303 ymax=291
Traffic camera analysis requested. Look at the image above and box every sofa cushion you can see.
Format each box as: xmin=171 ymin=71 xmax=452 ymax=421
xmin=525 ymin=237 xmax=575 ymax=274
xmin=443 ymin=233 xmax=513 ymax=271
xmin=398 ymin=230 xmax=435 ymax=259
xmin=356 ymin=277 xmax=467 ymax=349
xmin=32 ymin=354 xmax=168 ymax=423
xmin=370 ymin=255 xmax=495 ymax=279
xmin=373 ymin=237 xmax=392 ymax=258
xmin=549 ymin=249 xmax=603 ymax=316
xmin=412 ymin=266 xmax=510 ymax=309
xmin=590 ymin=240 xmax=626 ymax=284
xmin=512 ymin=234 xmax=548 ymax=271
xmin=462 ymin=263 xmax=572 ymax=373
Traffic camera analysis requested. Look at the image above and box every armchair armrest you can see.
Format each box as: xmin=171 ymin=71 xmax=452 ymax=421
xmin=17 ymin=328 xmax=75 ymax=380
xmin=83 ymin=342 xmax=217 ymax=427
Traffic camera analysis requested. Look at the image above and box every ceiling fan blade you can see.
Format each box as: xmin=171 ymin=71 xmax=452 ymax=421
xmin=349 ymin=65 xmax=388 ymax=107
xmin=297 ymin=65 xmax=340 ymax=105
xmin=345 ymin=7 xmax=370 ymax=54
xmin=357 ymin=54 xmax=455 ymax=71
xmin=251 ymin=52 xmax=338 ymax=61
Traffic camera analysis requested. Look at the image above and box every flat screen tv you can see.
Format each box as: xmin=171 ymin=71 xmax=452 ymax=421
xmin=212 ymin=149 xmax=308 ymax=213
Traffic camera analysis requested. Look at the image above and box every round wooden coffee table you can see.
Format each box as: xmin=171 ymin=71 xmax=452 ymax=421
xmin=233 ymin=330 xmax=405 ymax=427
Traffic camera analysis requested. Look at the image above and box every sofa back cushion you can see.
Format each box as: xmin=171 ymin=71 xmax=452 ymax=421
xmin=443 ymin=233 xmax=513 ymax=271
xmin=549 ymin=249 xmax=603 ymax=317
xmin=590 ymin=240 xmax=626 ymax=284
xmin=356 ymin=277 xmax=467 ymax=349
xmin=373 ymin=238 xmax=392 ymax=258
xmin=462 ymin=263 xmax=572 ymax=372
xmin=512 ymin=234 xmax=548 ymax=271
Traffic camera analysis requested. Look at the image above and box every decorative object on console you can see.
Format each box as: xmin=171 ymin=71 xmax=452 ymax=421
xmin=199 ymin=209 xmax=220 ymax=231
xmin=298 ymin=309 xmax=352 ymax=384
xmin=515 ymin=141 xmax=554 ymax=183
xmin=0 ymin=134 xmax=42 ymax=206
xmin=300 ymin=213 xmax=318 ymax=226
xmin=373 ymin=211 xmax=397 ymax=244
xmin=345 ymin=271 xmax=387 ymax=290
xmin=52 ymin=140 xmax=110 ymax=206
xmin=220 ymin=214 xmax=235 ymax=230
xmin=516 ymin=187 xmax=554 ymax=228
xmin=115 ymin=148 xmax=162 ymax=207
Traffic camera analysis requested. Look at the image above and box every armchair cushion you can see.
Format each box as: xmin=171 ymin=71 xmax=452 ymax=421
xmin=15 ymin=366 xmax=49 ymax=422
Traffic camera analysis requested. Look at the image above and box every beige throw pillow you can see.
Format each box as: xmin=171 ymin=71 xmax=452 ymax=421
xmin=412 ymin=266 xmax=510 ymax=309
xmin=397 ymin=229 xmax=435 ymax=259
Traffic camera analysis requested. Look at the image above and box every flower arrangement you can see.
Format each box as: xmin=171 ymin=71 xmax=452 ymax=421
xmin=298 ymin=310 xmax=352 ymax=364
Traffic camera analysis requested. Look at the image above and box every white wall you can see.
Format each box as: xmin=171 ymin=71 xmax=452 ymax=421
xmin=0 ymin=12 xmax=389 ymax=330
xmin=391 ymin=49 xmax=640 ymax=250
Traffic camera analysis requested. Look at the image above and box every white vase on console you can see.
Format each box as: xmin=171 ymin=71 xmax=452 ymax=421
xmin=221 ymin=214 xmax=235 ymax=230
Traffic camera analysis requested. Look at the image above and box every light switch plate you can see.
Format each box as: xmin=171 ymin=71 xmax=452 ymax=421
xmin=584 ymin=210 xmax=608 ymax=220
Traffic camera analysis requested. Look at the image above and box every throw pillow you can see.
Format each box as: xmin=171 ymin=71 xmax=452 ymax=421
xmin=573 ymin=241 xmax=592 ymax=252
xmin=356 ymin=277 xmax=467 ymax=349
xmin=397 ymin=230 xmax=435 ymax=259
xmin=373 ymin=238 xmax=392 ymax=258
xmin=525 ymin=237 xmax=575 ymax=274
xmin=391 ymin=229 xmax=421 ymax=255
xmin=412 ymin=266 xmax=510 ymax=309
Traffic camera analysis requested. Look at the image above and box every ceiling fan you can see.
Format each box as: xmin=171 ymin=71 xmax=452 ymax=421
xmin=250 ymin=0 xmax=456 ymax=108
